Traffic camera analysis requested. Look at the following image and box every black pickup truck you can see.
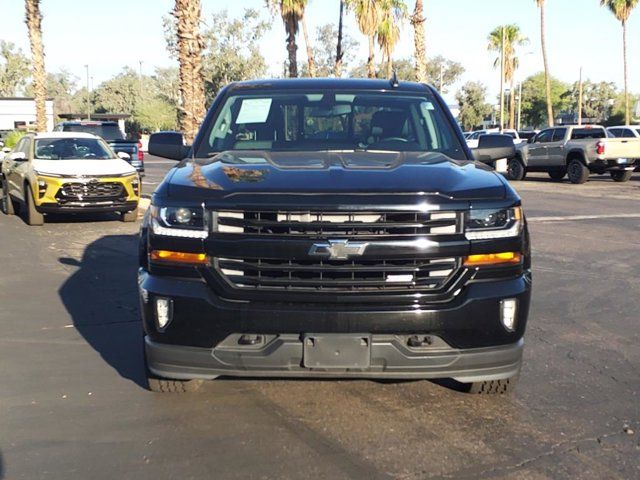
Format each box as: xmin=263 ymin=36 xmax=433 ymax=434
xmin=142 ymin=78 xmax=531 ymax=394
xmin=54 ymin=121 xmax=144 ymax=174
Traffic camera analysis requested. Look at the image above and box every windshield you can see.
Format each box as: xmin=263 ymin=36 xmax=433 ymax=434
xmin=62 ymin=124 xmax=124 ymax=141
xmin=35 ymin=138 xmax=115 ymax=160
xmin=196 ymin=90 xmax=466 ymax=160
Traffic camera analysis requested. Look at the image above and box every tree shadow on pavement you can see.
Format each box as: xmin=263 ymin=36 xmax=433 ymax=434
xmin=58 ymin=234 xmax=146 ymax=389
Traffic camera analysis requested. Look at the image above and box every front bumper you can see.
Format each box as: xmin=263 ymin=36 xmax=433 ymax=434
xmin=145 ymin=335 xmax=523 ymax=382
xmin=37 ymin=200 xmax=138 ymax=214
xmin=140 ymin=270 xmax=531 ymax=380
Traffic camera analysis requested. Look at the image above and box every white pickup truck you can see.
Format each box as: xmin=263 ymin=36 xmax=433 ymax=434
xmin=508 ymin=125 xmax=640 ymax=183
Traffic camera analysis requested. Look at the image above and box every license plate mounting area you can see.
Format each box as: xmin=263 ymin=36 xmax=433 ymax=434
xmin=303 ymin=334 xmax=371 ymax=369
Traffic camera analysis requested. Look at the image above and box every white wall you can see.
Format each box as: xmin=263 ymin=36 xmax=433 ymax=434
xmin=0 ymin=98 xmax=55 ymax=132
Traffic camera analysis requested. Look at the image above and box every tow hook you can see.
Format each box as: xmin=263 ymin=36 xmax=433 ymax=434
xmin=407 ymin=335 xmax=433 ymax=348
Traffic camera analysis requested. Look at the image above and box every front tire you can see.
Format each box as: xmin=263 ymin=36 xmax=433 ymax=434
xmin=25 ymin=185 xmax=44 ymax=225
xmin=506 ymin=158 xmax=526 ymax=181
xmin=567 ymin=159 xmax=589 ymax=184
xmin=467 ymin=374 xmax=519 ymax=395
xmin=610 ymin=170 xmax=633 ymax=182
xmin=1 ymin=178 xmax=15 ymax=215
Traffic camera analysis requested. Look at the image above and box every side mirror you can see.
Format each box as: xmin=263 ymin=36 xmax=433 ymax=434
xmin=9 ymin=152 xmax=27 ymax=162
xmin=472 ymin=134 xmax=516 ymax=163
xmin=117 ymin=151 xmax=131 ymax=161
xmin=148 ymin=131 xmax=190 ymax=161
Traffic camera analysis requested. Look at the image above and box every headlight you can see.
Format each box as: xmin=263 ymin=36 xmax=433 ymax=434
xmin=150 ymin=206 xmax=207 ymax=238
xmin=465 ymin=206 xmax=522 ymax=240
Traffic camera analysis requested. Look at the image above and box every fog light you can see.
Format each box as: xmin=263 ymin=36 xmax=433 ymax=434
xmin=500 ymin=298 xmax=517 ymax=332
xmin=37 ymin=179 xmax=47 ymax=198
xmin=154 ymin=297 xmax=173 ymax=331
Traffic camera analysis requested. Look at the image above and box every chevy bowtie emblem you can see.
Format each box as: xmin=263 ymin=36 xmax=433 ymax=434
xmin=309 ymin=239 xmax=368 ymax=260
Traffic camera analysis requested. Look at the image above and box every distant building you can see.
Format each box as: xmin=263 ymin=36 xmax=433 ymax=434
xmin=0 ymin=97 xmax=55 ymax=132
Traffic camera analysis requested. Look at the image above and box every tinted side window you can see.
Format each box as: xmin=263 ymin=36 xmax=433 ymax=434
xmin=621 ymin=129 xmax=635 ymax=138
xmin=608 ymin=129 xmax=620 ymax=137
xmin=552 ymin=128 xmax=567 ymax=142
xmin=536 ymin=130 xmax=553 ymax=143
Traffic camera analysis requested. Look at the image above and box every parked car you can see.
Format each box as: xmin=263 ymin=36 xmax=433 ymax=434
xmin=517 ymin=130 xmax=538 ymax=142
xmin=1 ymin=132 xmax=140 ymax=225
xmin=508 ymin=125 xmax=640 ymax=183
xmin=140 ymin=78 xmax=531 ymax=395
xmin=607 ymin=125 xmax=640 ymax=138
xmin=53 ymin=121 xmax=145 ymax=174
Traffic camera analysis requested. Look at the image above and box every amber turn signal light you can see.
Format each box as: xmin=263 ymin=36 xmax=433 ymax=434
xmin=150 ymin=250 xmax=209 ymax=265
xmin=464 ymin=252 xmax=521 ymax=266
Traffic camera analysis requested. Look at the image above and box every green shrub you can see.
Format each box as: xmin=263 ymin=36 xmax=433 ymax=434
xmin=4 ymin=130 xmax=26 ymax=148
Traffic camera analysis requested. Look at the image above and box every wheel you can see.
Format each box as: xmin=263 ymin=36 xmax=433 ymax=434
xmin=144 ymin=341 xmax=205 ymax=393
xmin=567 ymin=159 xmax=589 ymax=184
xmin=506 ymin=158 xmax=526 ymax=181
xmin=1 ymin=178 xmax=14 ymax=215
xmin=25 ymin=184 xmax=44 ymax=225
xmin=548 ymin=168 xmax=566 ymax=181
xmin=467 ymin=374 xmax=519 ymax=395
xmin=121 ymin=207 xmax=139 ymax=222
xmin=610 ymin=170 xmax=633 ymax=182
xmin=147 ymin=373 xmax=204 ymax=393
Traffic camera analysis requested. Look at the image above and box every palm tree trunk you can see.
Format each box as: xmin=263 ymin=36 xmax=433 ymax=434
xmin=386 ymin=51 xmax=392 ymax=78
xmin=286 ymin=18 xmax=298 ymax=78
xmin=539 ymin=2 xmax=554 ymax=126
xmin=173 ymin=0 xmax=205 ymax=144
xmin=334 ymin=0 xmax=345 ymax=77
xmin=367 ymin=34 xmax=376 ymax=78
xmin=25 ymin=0 xmax=47 ymax=133
xmin=623 ymin=20 xmax=630 ymax=125
xmin=301 ymin=17 xmax=316 ymax=77
xmin=411 ymin=0 xmax=427 ymax=83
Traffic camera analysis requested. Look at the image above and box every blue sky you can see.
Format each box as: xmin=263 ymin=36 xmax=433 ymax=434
xmin=2 ymin=0 xmax=639 ymax=104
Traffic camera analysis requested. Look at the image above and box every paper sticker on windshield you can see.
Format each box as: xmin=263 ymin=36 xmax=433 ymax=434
xmin=422 ymin=101 xmax=435 ymax=111
xmin=236 ymin=98 xmax=272 ymax=124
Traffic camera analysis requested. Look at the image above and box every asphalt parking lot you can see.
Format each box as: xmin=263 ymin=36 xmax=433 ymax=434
xmin=1 ymin=157 xmax=639 ymax=480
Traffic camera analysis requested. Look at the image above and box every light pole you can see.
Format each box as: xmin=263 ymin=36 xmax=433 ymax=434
xmin=517 ymin=82 xmax=523 ymax=131
xmin=439 ymin=63 xmax=444 ymax=93
xmin=84 ymin=64 xmax=91 ymax=120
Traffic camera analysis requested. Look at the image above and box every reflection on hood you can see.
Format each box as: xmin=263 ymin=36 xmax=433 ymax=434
xmin=206 ymin=150 xmax=473 ymax=169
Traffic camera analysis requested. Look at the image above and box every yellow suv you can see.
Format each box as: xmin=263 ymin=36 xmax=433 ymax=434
xmin=1 ymin=132 xmax=140 ymax=225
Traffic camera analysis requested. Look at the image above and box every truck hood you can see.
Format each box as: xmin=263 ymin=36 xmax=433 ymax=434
xmin=32 ymin=158 xmax=136 ymax=177
xmin=165 ymin=151 xmax=506 ymax=200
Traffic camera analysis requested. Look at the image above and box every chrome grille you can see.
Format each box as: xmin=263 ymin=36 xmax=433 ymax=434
xmin=215 ymin=210 xmax=460 ymax=237
xmin=215 ymin=257 xmax=458 ymax=292
xmin=56 ymin=182 xmax=125 ymax=202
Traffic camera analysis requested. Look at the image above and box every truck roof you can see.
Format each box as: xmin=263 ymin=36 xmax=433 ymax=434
xmin=226 ymin=78 xmax=433 ymax=94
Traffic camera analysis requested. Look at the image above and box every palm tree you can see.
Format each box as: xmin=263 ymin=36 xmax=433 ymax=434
xmin=377 ymin=0 xmax=407 ymax=78
xmin=535 ymin=0 xmax=554 ymax=127
xmin=601 ymin=0 xmax=638 ymax=125
xmin=25 ymin=0 xmax=46 ymax=133
xmin=172 ymin=0 xmax=205 ymax=144
xmin=268 ymin=0 xmax=308 ymax=78
xmin=411 ymin=0 xmax=427 ymax=83
xmin=335 ymin=0 xmax=345 ymax=77
xmin=488 ymin=25 xmax=528 ymax=129
xmin=346 ymin=0 xmax=381 ymax=78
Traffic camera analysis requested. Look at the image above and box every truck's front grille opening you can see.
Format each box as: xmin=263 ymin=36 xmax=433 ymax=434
xmin=215 ymin=210 xmax=460 ymax=237
xmin=215 ymin=257 xmax=459 ymax=292
xmin=56 ymin=182 xmax=125 ymax=203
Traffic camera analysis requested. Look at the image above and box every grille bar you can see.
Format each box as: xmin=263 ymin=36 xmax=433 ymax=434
xmin=216 ymin=257 xmax=458 ymax=292
xmin=56 ymin=182 xmax=125 ymax=202
xmin=216 ymin=210 xmax=460 ymax=237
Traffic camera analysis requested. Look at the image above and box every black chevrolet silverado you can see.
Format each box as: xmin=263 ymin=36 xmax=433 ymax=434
xmin=142 ymin=78 xmax=531 ymax=394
